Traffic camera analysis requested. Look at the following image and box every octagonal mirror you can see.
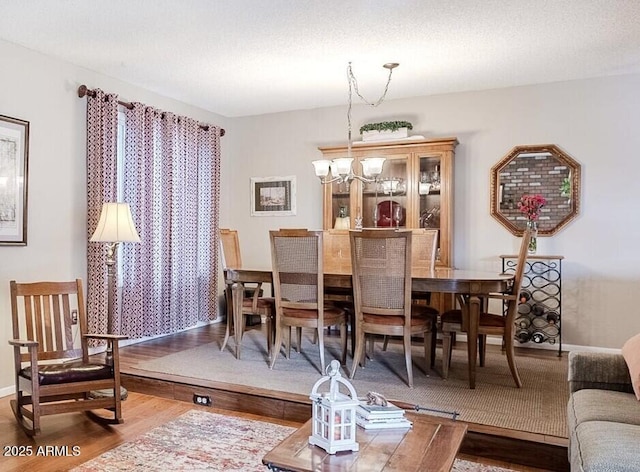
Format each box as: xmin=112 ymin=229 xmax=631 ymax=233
xmin=490 ymin=144 xmax=581 ymax=236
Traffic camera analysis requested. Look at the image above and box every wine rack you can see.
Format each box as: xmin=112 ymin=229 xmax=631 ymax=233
xmin=500 ymin=255 xmax=564 ymax=356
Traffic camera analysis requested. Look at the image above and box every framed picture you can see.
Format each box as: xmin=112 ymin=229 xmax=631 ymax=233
xmin=0 ymin=114 xmax=29 ymax=245
xmin=250 ymin=176 xmax=296 ymax=216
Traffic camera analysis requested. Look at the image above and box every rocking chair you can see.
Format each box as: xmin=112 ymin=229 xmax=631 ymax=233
xmin=8 ymin=279 xmax=126 ymax=436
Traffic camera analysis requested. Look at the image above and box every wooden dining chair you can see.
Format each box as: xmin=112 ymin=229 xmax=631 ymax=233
xmin=8 ymin=279 xmax=126 ymax=436
xmin=349 ymin=229 xmax=436 ymax=388
xmin=269 ymin=229 xmax=347 ymax=373
xmin=381 ymin=228 xmax=438 ymax=365
xmin=440 ymin=228 xmax=532 ymax=387
xmin=219 ymin=228 xmax=275 ymax=357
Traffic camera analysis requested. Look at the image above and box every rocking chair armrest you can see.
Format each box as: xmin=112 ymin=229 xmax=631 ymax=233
xmin=8 ymin=339 xmax=38 ymax=348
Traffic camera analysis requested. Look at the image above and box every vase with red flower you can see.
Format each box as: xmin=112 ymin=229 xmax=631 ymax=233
xmin=518 ymin=194 xmax=546 ymax=255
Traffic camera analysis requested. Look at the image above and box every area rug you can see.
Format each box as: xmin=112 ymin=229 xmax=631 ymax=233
xmin=132 ymin=329 xmax=569 ymax=438
xmin=71 ymin=410 xmax=515 ymax=471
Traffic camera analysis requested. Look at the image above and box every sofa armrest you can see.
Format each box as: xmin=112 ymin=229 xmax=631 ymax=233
xmin=568 ymin=351 xmax=633 ymax=394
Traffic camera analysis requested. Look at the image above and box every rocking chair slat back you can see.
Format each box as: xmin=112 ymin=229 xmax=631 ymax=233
xmin=12 ymin=280 xmax=84 ymax=363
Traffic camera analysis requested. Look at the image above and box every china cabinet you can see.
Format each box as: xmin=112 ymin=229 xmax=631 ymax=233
xmin=317 ymin=137 xmax=458 ymax=268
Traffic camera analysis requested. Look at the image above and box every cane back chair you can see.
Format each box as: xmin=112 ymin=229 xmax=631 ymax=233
xmin=269 ymin=229 xmax=347 ymax=373
xmin=219 ymin=228 xmax=275 ymax=358
xmin=349 ymin=229 xmax=436 ymax=388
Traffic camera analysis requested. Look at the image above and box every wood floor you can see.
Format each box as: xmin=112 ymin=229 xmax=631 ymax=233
xmin=1 ymin=322 xmax=569 ymax=471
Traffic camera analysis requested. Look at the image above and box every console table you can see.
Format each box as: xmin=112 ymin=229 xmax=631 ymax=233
xmin=262 ymin=412 xmax=467 ymax=472
xmin=500 ymin=254 xmax=564 ymax=356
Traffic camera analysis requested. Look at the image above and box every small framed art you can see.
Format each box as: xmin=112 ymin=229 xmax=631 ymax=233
xmin=0 ymin=114 xmax=29 ymax=245
xmin=250 ymin=176 xmax=296 ymax=216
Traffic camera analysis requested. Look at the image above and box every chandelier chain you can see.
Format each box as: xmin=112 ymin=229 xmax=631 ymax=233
xmin=346 ymin=62 xmax=396 ymax=157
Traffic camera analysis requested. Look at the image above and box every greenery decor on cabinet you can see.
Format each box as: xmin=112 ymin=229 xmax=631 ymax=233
xmin=359 ymin=121 xmax=414 ymax=142
xmin=359 ymin=121 xmax=413 ymax=134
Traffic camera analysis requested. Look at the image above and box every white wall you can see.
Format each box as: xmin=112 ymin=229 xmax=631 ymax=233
xmin=0 ymin=39 xmax=230 ymax=393
xmin=226 ymin=73 xmax=640 ymax=351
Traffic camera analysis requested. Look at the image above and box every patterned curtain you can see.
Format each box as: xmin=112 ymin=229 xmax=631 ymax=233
xmin=119 ymin=103 xmax=221 ymax=337
xmin=85 ymin=89 xmax=119 ymax=335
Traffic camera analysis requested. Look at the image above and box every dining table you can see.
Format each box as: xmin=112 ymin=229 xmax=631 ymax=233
xmin=223 ymin=266 xmax=514 ymax=389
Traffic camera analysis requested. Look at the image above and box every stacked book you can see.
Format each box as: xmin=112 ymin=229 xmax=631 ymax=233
xmin=355 ymin=401 xmax=412 ymax=430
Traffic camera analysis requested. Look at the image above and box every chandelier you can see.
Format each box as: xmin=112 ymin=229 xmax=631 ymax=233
xmin=312 ymin=62 xmax=399 ymax=185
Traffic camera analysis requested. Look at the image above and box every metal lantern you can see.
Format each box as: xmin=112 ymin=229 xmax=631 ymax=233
xmin=308 ymin=360 xmax=359 ymax=454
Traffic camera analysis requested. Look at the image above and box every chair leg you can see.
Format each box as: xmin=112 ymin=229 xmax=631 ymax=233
xmin=479 ymin=334 xmax=487 ymax=367
xmin=317 ymin=327 xmax=326 ymax=373
xmin=505 ymin=334 xmax=523 ymax=388
xmin=349 ymin=315 xmax=356 ymax=358
xmin=403 ymin=330 xmax=414 ymax=388
xmin=241 ymin=313 xmax=248 ymax=340
xmin=266 ymin=314 xmax=273 ymax=360
xmin=270 ymin=324 xmax=284 ymax=369
xmin=220 ymin=303 xmax=234 ymax=352
xmin=430 ymin=324 xmax=437 ymax=369
xmin=442 ymin=332 xmax=452 ymax=380
xmin=296 ymin=327 xmax=303 ymax=353
xmin=367 ymin=336 xmax=375 ymax=362
xmin=382 ymin=335 xmax=389 ymax=351
xmin=340 ymin=322 xmax=347 ymax=365
xmin=424 ymin=328 xmax=433 ymax=374
xmin=350 ymin=330 xmax=365 ymax=379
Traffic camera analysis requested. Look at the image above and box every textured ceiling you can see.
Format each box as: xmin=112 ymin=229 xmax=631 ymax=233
xmin=1 ymin=0 xmax=639 ymax=117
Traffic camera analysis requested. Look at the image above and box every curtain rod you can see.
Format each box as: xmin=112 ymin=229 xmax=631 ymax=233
xmin=77 ymin=85 xmax=225 ymax=136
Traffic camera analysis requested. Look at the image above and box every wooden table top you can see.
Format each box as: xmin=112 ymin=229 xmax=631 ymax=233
xmin=262 ymin=412 xmax=467 ymax=472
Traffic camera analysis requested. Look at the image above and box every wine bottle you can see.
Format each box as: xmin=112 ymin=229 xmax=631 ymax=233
xmin=516 ymin=329 xmax=531 ymax=343
xmin=531 ymin=304 xmax=545 ymax=316
xmin=531 ymin=331 xmax=545 ymax=343
xmin=519 ymin=290 xmax=532 ymax=304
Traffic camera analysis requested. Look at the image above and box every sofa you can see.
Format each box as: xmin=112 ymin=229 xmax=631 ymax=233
xmin=567 ymin=351 xmax=640 ymax=471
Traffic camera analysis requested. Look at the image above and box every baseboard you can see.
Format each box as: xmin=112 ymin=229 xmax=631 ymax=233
xmin=456 ymin=334 xmax=621 ymax=355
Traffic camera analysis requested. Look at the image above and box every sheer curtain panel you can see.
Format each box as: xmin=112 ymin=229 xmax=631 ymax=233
xmin=120 ymin=103 xmax=221 ymax=337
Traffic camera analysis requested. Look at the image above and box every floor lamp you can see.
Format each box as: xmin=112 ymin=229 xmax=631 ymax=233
xmin=90 ymin=202 xmax=140 ymax=363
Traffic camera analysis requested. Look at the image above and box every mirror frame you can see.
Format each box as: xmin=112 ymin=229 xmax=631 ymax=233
xmin=490 ymin=144 xmax=581 ymax=237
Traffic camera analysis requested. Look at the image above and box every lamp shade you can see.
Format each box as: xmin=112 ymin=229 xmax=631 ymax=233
xmin=361 ymin=157 xmax=385 ymax=178
xmin=312 ymin=160 xmax=331 ymax=178
xmin=90 ymin=203 xmax=141 ymax=243
xmin=332 ymin=158 xmax=354 ymax=177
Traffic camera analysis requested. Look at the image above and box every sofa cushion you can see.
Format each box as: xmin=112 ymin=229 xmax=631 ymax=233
xmin=568 ymin=389 xmax=640 ymax=429
xmin=572 ymin=420 xmax=640 ymax=472
xmin=621 ymin=332 xmax=640 ymax=400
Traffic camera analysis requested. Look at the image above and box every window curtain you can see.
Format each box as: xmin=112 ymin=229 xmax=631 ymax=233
xmin=119 ymin=103 xmax=221 ymax=337
xmin=85 ymin=89 xmax=120 ymax=335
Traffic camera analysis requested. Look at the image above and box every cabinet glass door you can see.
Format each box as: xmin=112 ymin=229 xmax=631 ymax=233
xmin=418 ymin=155 xmax=442 ymax=256
xmin=361 ymin=155 xmax=409 ymax=228
xmin=329 ymin=179 xmax=353 ymax=229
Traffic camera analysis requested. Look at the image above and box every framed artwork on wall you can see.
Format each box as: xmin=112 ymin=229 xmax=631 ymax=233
xmin=250 ymin=176 xmax=296 ymax=216
xmin=0 ymin=114 xmax=29 ymax=245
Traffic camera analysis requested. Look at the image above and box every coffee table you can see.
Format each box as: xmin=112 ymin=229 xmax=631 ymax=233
xmin=262 ymin=412 xmax=467 ymax=472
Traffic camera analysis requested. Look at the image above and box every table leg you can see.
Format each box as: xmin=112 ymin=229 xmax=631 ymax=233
xmin=231 ymin=282 xmax=244 ymax=359
xmin=466 ymin=294 xmax=481 ymax=389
